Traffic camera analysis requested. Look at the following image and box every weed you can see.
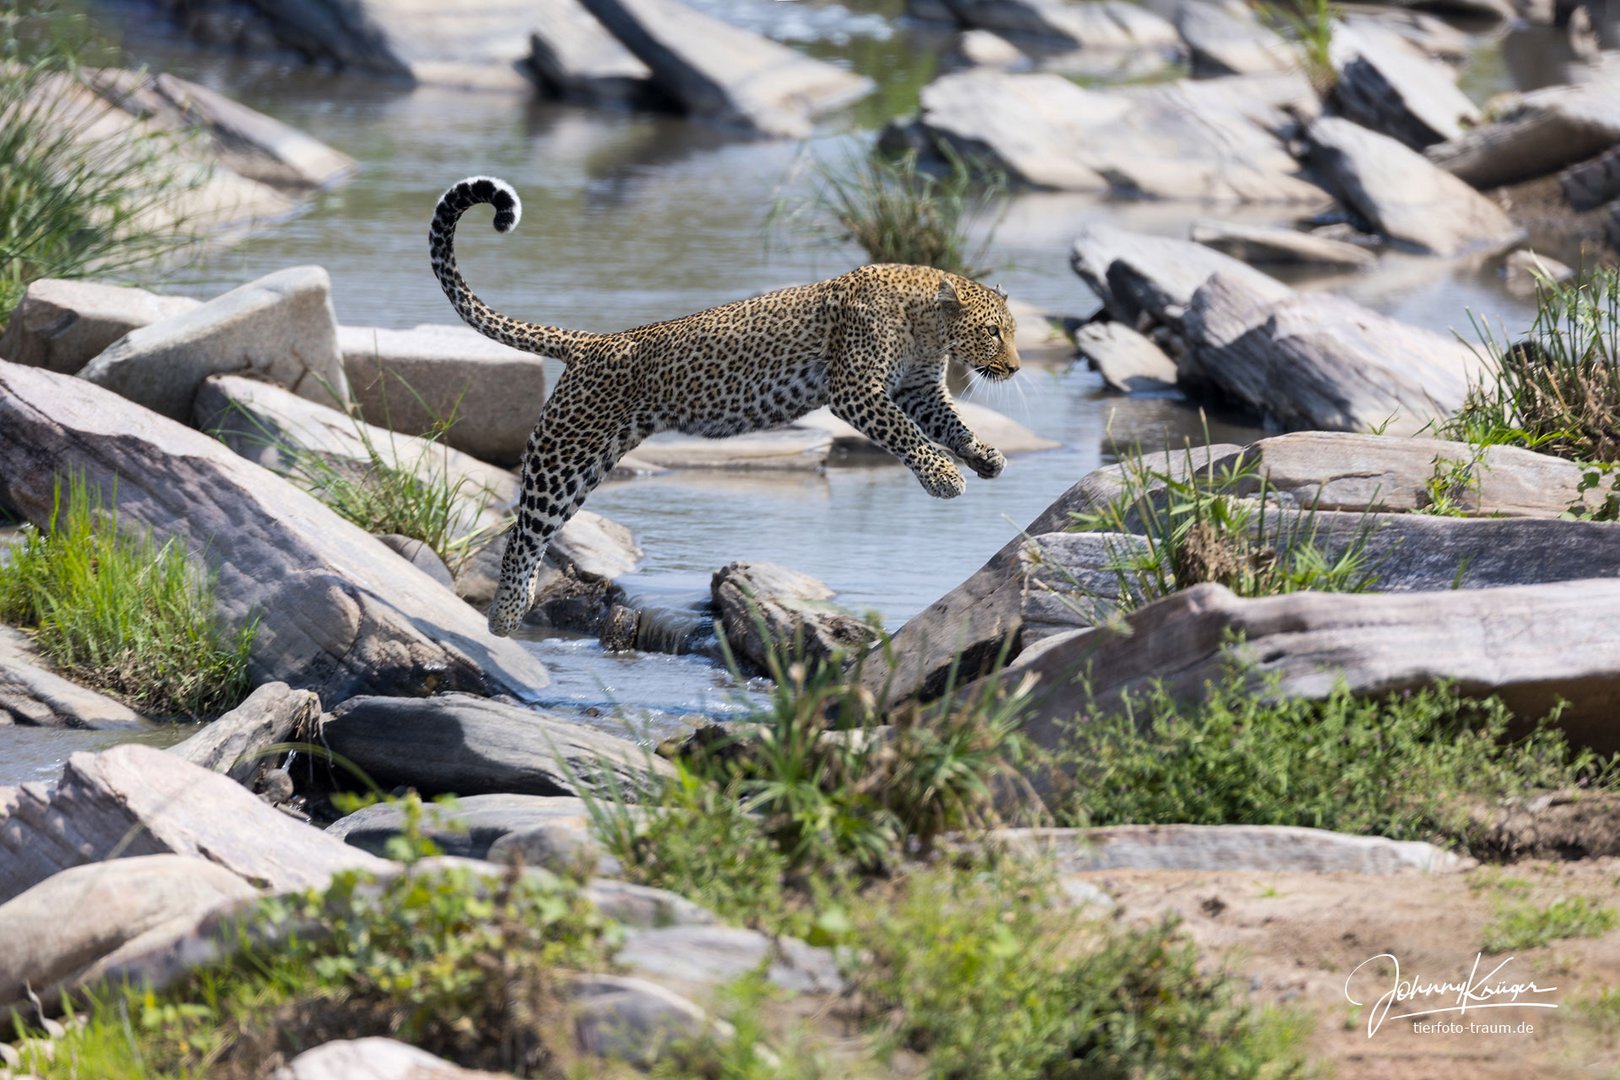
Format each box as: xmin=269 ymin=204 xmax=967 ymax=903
xmin=1482 ymin=895 xmax=1618 ymax=953
xmin=0 ymin=474 xmax=254 ymax=718
xmin=1421 ymin=446 xmax=1488 ymax=517
xmin=1263 ymin=0 xmax=1338 ymax=95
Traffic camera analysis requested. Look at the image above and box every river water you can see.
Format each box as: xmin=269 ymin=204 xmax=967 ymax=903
xmin=3 ymin=0 xmax=1551 ymax=778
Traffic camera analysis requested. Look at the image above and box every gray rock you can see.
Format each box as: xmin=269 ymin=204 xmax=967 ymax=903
xmin=578 ymin=0 xmax=873 ymax=137
xmin=615 ymin=925 xmax=845 ymax=995
xmin=792 ymin=401 xmax=1058 ymax=459
xmin=951 ymin=28 xmax=1028 ymax=68
xmin=338 ymin=323 xmax=549 ymax=468
xmin=0 ymin=743 xmax=389 ymax=905
xmin=1426 ymin=69 xmax=1620 ymax=188
xmin=940 ymin=0 xmax=1182 ymax=49
xmin=909 ymin=69 xmax=1323 ymax=200
xmin=1183 ymin=271 xmax=1489 ymax=433
xmin=327 ymin=792 xmax=592 ymax=859
xmin=995 ymin=825 xmax=1468 ymax=873
xmin=711 ymin=561 xmax=879 ymax=673
xmin=1305 ymin=116 xmax=1524 ymax=257
xmin=0 ymin=626 xmax=149 ymax=729
xmin=565 ymin=973 xmax=715 ymax=1069
xmin=166 ymin=681 xmax=319 ymax=787
xmin=318 ymin=693 xmax=673 ymax=800
xmin=526 ymin=1 xmax=659 ymax=105
xmin=1074 ymin=322 xmax=1181 ymax=394
xmin=1173 ymin=0 xmax=1293 ymax=76
xmin=1560 ymin=143 xmax=1620 ymax=211
xmin=0 ymin=361 xmax=551 ymax=702
xmin=270 ymin=1038 xmax=506 ymax=1079
xmin=375 ymin=534 xmax=455 ymax=588
xmin=0 ymin=279 xmax=200 ymax=374
xmin=489 ymin=821 xmax=619 ymax=878
xmin=629 ymin=427 xmax=833 ymax=470
xmin=80 ymin=266 xmax=351 ymax=422
xmin=1328 ymin=20 xmax=1480 ymax=149
xmin=581 ymin=879 xmax=719 ymax=929
xmin=0 ymin=855 xmax=256 ymax=1019
xmin=1189 ymin=219 xmax=1378 ymax=269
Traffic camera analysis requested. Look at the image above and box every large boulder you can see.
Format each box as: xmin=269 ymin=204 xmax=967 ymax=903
xmin=79 ymin=266 xmax=351 ymax=421
xmin=0 ymin=743 xmax=389 ymax=905
xmin=578 ymin=0 xmax=873 ymax=137
xmin=0 ymin=361 xmax=552 ymax=701
xmin=1426 ymin=69 xmax=1620 ymax=189
xmin=0 ymin=626 xmax=148 ymax=729
xmin=338 ymin=323 xmax=549 ymax=468
xmin=901 ymin=69 xmax=1324 ymax=200
xmin=1304 ymin=117 xmax=1524 ymax=257
xmin=317 ymin=693 xmax=674 ymax=800
xmin=0 ymin=279 xmax=200 ymax=374
xmin=711 ymin=561 xmax=879 ymax=673
xmin=1328 ymin=20 xmax=1479 ymax=149
xmin=525 ymin=2 xmax=659 ymax=106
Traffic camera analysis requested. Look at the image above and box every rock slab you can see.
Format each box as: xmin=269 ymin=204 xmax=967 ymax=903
xmin=0 ymin=279 xmax=200 ymax=374
xmin=0 ymin=626 xmax=148 ymax=729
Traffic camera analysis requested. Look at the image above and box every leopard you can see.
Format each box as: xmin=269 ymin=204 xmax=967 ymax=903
xmin=430 ymin=175 xmax=1023 ymax=638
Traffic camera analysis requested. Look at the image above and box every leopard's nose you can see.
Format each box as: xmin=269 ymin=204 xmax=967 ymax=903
xmin=1003 ymin=337 xmax=1022 ymax=373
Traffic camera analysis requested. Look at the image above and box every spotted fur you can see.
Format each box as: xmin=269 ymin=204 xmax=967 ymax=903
xmin=430 ymin=176 xmax=1023 ymax=637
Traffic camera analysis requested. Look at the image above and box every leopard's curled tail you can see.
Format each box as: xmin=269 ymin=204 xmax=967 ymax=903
xmin=429 ymin=176 xmax=595 ymax=363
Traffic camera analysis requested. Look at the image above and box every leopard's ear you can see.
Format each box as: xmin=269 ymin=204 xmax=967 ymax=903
xmin=937 ymin=279 xmax=961 ymax=313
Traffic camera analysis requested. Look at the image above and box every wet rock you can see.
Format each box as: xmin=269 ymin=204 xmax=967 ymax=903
xmin=318 ymin=693 xmax=673 ymax=801
xmin=0 ymin=626 xmax=148 ymax=730
xmin=904 ymin=69 xmax=1323 ymax=200
xmin=711 ymin=561 xmax=879 ymax=673
xmin=1173 ymin=0 xmax=1293 ymax=76
xmin=1328 ymin=20 xmax=1479 ymax=150
xmin=1183 ymin=271 xmax=1488 ymax=433
xmin=526 ymin=1 xmax=659 ymax=106
xmin=338 ymin=323 xmax=549 ymax=468
xmin=630 ymin=427 xmax=833 ymax=470
xmin=0 ymin=279 xmax=200 ymax=375
xmin=615 ymin=925 xmax=846 ymax=995
xmin=1074 ymin=322 xmax=1181 ymax=394
xmin=271 ymin=1037 xmax=505 ymax=1079
xmin=0 ymin=743 xmax=388 ymax=905
xmin=566 ymin=973 xmax=716 ymax=1070
xmin=0 ymin=361 xmax=551 ymax=701
xmin=166 ymin=682 xmax=319 ymax=788
xmin=578 ymin=0 xmax=873 ymax=137
xmin=1189 ymin=219 xmax=1378 ymax=269
xmin=995 ymin=825 xmax=1467 ymax=873
xmin=595 ymin=572 xmax=713 ymax=655
xmin=1426 ymin=69 xmax=1620 ymax=188
xmin=80 ymin=266 xmax=351 ymax=422
xmin=327 ymin=792 xmax=593 ymax=860
xmin=792 ymin=401 xmax=1058 ymax=458
xmin=1305 ymin=116 xmax=1524 ymax=257
xmin=0 ymin=855 xmax=256 ymax=1020
xmin=455 ymin=508 xmax=643 ymax=633
xmin=939 ymin=0 xmax=1181 ymax=50
xmin=1002 ymin=579 xmax=1620 ymax=758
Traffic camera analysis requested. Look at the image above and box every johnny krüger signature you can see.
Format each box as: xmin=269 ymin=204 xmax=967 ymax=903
xmin=1344 ymin=953 xmax=1560 ymax=1038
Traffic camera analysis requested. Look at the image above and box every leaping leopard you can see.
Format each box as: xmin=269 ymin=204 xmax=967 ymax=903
xmin=430 ymin=175 xmax=1023 ymax=638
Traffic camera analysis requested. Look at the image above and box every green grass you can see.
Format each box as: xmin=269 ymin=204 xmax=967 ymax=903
xmin=1481 ymin=895 xmax=1618 ymax=953
xmin=0 ymin=474 xmax=254 ymax=718
xmin=0 ymin=2 xmax=203 ymax=328
xmin=1060 ymin=671 xmax=1613 ymax=850
xmin=1262 ymin=0 xmax=1338 ymax=95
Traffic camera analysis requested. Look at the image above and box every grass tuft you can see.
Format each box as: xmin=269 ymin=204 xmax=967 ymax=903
xmin=1481 ymin=895 xmax=1618 ymax=953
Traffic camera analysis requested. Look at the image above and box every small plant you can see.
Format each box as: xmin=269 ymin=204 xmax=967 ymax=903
xmin=776 ymin=141 xmax=1005 ymax=279
xmin=1263 ymin=0 xmax=1339 ymax=96
xmin=1421 ymin=447 xmax=1487 ymax=517
xmin=1481 ymin=895 xmax=1618 ymax=953
xmin=0 ymin=474 xmax=255 ymax=718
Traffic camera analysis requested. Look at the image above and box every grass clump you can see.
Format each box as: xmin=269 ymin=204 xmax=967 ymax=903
xmin=0 ymin=474 xmax=254 ymax=718
xmin=1481 ymin=895 xmax=1619 ymax=953
xmin=0 ymin=2 xmax=203 ymax=326
xmin=1262 ymin=0 xmax=1338 ymax=95
xmin=1061 ymin=671 xmax=1613 ymax=850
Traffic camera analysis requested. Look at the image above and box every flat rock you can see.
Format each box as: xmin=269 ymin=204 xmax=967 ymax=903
xmin=908 ymin=69 xmax=1324 ymax=200
xmin=1189 ymin=219 xmax=1378 ymax=269
xmin=0 ymin=279 xmax=200 ymax=374
xmin=1328 ymin=20 xmax=1479 ymax=149
xmin=0 ymin=854 xmax=256 ymax=1019
xmin=711 ymin=561 xmax=879 ymax=673
xmin=271 ymin=1038 xmax=506 ymax=1080
xmin=1002 ymin=580 xmax=1620 ymax=757
xmin=1305 ymin=116 xmax=1524 ymax=257
xmin=1173 ymin=0 xmax=1293 ymax=76
xmin=0 ymin=743 xmax=388 ymax=905
xmin=80 ymin=266 xmax=351 ymax=421
xmin=1426 ymin=69 xmax=1620 ymax=188
xmin=1183 ymin=271 xmax=1489 ymax=433
xmin=165 ymin=681 xmax=319 ymax=787
xmin=614 ymin=924 xmax=846 ymax=995
xmin=0 ymin=626 xmax=148 ymax=729
xmin=318 ymin=693 xmax=673 ymax=800
xmin=525 ymin=0 xmax=659 ymax=105
xmin=940 ymin=0 xmax=1182 ymax=50
xmin=630 ymin=427 xmax=832 ymax=470
xmin=995 ymin=825 xmax=1467 ymax=873
xmin=339 ymin=323 xmax=549 ymax=468
xmin=578 ymin=0 xmax=873 ymax=137
xmin=792 ymin=401 xmax=1058 ymax=458
xmin=327 ymin=792 xmax=592 ymax=859
xmin=0 ymin=361 xmax=551 ymax=701
xmin=1074 ymin=322 xmax=1181 ymax=393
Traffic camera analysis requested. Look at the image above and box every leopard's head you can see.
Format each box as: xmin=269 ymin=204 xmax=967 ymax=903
xmin=940 ymin=276 xmax=1020 ymax=381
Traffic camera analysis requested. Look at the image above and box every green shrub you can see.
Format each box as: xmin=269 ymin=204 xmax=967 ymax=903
xmin=0 ymin=475 xmax=255 ymax=718
xmin=1061 ymin=671 xmax=1612 ymax=850
xmin=1481 ymin=895 xmax=1618 ymax=953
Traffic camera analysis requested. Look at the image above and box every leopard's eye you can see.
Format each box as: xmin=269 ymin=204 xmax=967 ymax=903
xmin=986 ymin=324 xmax=1001 ymax=339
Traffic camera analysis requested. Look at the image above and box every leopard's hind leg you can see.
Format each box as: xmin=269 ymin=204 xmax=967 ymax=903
xmin=488 ymin=377 xmax=644 ymax=637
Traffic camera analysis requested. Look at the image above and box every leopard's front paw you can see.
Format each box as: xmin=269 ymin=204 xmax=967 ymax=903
xmin=964 ymin=443 xmax=1006 ymax=480
xmin=914 ymin=454 xmax=967 ymax=499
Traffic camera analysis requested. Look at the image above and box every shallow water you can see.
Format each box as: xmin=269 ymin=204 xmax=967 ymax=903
xmin=9 ymin=1 xmax=1550 ymax=746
